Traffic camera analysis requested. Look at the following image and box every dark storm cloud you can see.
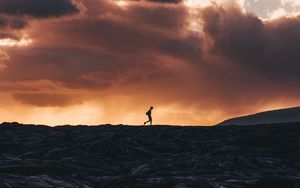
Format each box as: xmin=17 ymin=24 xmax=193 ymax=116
xmin=0 ymin=32 xmax=18 ymax=39
xmin=0 ymin=47 xmax=123 ymax=89
xmin=13 ymin=93 xmax=84 ymax=107
xmin=2 ymin=0 xmax=300 ymax=121
xmin=0 ymin=0 xmax=79 ymax=18
xmin=197 ymin=4 xmax=300 ymax=113
xmin=0 ymin=0 xmax=196 ymax=108
xmin=128 ymin=4 xmax=188 ymax=31
xmin=35 ymin=5 xmax=189 ymax=51
xmin=0 ymin=0 xmax=78 ymax=41
xmin=201 ymin=5 xmax=266 ymax=62
xmin=0 ymin=16 xmax=27 ymax=39
xmin=201 ymin=5 xmax=300 ymax=79
xmin=157 ymin=35 xmax=203 ymax=62
xmin=0 ymin=16 xmax=28 ymax=30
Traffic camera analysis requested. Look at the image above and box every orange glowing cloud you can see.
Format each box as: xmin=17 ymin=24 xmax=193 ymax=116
xmin=0 ymin=0 xmax=300 ymax=126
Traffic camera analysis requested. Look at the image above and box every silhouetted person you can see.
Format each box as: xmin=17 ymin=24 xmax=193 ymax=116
xmin=144 ymin=106 xmax=153 ymax=126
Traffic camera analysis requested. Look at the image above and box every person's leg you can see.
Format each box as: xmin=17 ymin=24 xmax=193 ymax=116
xmin=149 ymin=117 xmax=152 ymax=126
xmin=144 ymin=115 xmax=151 ymax=125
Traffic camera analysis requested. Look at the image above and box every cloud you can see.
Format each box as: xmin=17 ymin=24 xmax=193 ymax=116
xmin=244 ymin=0 xmax=300 ymax=19
xmin=0 ymin=0 xmax=79 ymax=46
xmin=0 ymin=16 xmax=28 ymax=30
xmin=0 ymin=49 xmax=9 ymax=70
xmin=0 ymin=0 xmax=79 ymax=18
xmin=0 ymin=0 xmax=192 ymax=85
xmin=13 ymin=93 xmax=84 ymax=107
xmin=201 ymin=4 xmax=300 ymax=79
xmin=196 ymin=4 xmax=300 ymax=112
xmin=1 ymin=0 xmax=300 ymax=125
xmin=0 ymin=16 xmax=28 ymax=41
xmin=0 ymin=50 xmax=9 ymax=61
xmin=201 ymin=4 xmax=266 ymax=62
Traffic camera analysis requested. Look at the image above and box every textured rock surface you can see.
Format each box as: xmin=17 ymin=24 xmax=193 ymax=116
xmin=0 ymin=122 xmax=300 ymax=187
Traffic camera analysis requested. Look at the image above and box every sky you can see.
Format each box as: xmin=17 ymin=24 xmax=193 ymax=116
xmin=1 ymin=0 xmax=300 ymax=126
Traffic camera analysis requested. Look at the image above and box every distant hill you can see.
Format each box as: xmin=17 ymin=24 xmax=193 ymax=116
xmin=218 ymin=106 xmax=300 ymax=126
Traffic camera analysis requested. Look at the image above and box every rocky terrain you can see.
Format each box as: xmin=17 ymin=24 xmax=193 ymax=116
xmin=0 ymin=122 xmax=300 ymax=188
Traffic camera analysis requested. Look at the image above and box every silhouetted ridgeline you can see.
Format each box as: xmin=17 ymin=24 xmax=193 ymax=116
xmin=0 ymin=122 xmax=300 ymax=187
xmin=218 ymin=106 xmax=300 ymax=126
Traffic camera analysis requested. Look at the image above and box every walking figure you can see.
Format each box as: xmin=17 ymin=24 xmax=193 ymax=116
xmin=144 ymin=106 xmax=153 ymax=126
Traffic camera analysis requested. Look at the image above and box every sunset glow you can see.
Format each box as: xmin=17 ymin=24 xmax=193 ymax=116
xmin=0 ymin=36 xmax=33 ymax=47
xmin=115 ymin=0 xmax=130 ymax=8
xmin=184 ymin=0 xmax=211 ymax=8
xmin=1 ymin=0 xmax=300 ymax=126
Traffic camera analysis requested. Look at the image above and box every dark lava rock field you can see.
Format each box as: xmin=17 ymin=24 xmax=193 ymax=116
xmin=0 ymin=122 xmax=300 ymax=188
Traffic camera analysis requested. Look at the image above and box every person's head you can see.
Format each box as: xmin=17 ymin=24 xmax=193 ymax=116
xmin=150 ymin=106 xmax=153 ymax=110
